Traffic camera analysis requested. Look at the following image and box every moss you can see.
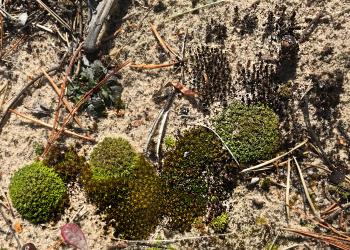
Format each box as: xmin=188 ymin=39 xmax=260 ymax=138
xmin=43 ymin=145 xmax=87 ymax=183
xmin=83 ymin=137 xmax=162 ymax=239
xmin=164 ymin=135 xmax=176 ymax=150
xmin=260 ymin=178 xmax=272 ymax=191
xmin=212 ymin=102 xmax=280 ymax=163
xmin=33 ymin=142 xmax=44 ymax=156
xmin=162 ymin=127 xmax=237 ymax=231
xmin=210 ymin=212 xmax=229 ymax=233
xmin=9 ymin=162 xmax=67 ymax=224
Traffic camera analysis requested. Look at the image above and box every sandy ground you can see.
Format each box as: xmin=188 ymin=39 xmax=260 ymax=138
xmin=0 ymin=0 xmax=349 ymax=249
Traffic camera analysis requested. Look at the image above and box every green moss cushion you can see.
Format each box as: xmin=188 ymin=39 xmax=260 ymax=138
xmin=9 ymin=162 xmax=67 ymax=224
xmin=83 ymin=137 xmax=162 ymax=239
xmin=212 ymin=102 xmax=280 ymax=163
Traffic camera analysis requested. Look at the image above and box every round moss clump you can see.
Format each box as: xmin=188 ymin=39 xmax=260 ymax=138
xmin=83 ymin=137 xmax=162 ymax=239
xmin=9 ymin=162 xmax=67 ymax=224
xmin=162 ymin=127 xmax=237 ymax=231
xmin=212 ymin=102 xmax=280 ymax=163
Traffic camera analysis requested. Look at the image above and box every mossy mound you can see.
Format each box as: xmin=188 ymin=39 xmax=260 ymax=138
xmin=162 ymin=127 xmax=237 ymax=231
xmin=83 ymin=137 xmax=162 ymax=239
xmin=212 ymin=102 xmax=280 ymax=163
xmin=43 ymin=145 xmax=87 ymax=183
xmin=9 ymin=162 xmax=67 ymax=224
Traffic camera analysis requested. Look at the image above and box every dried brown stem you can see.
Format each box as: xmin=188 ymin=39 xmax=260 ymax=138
xmin=42 ymin=69 xmax=83 ymax=128
xmin=9 ymin=109 xmax=94 ymax=141
xmin=130 ymin=62 xmax=177 ymax=69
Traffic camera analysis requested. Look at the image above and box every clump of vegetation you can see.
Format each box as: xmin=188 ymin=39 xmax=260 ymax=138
xmin=9 ymin=162 xmax=67 ymax=224
xmin=43 ymin=145 xmax=87 ymax=183
xmin=67 ymin=60 xmax=124 ymax=118
xmin=83 ymin=137 xmax=162 ymax=239
xmin=210 ymin=212 xmax=229 ymax=233
xmin=33 ymin=141 xmax=44 ymax=156
xmin=212 ymin=102 xmax=280 ymax=163
xmin=162 ymin=127 xmax=237 ymax=231
xmin=189 ymin=46 xmax=233 ymax=107
xmin=164 ymin=135 xmax=176 ymax=150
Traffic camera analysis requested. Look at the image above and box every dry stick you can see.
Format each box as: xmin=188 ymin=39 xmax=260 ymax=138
xmin=0 ymin=63 xmax=64 ymax=133
xmin=167 ymin=0 xmax=228 ymax=21
xmin=240 ymin=139 xmax=308 ymax=173
xmin=35 ymin=0 xmax=72 ymax=31
xmin=299 ymin=11 xmax=325 ymax=43
xmin=150 ymin=25 xmax=179 ymax=59
xmin=9 ymin=109 xmax=94 ymax=141
xmin=43 ymin=43 xmax=83 ymax=157
xmin=286 ymin=158 xmax=291 ymax=223
xmin=129 ymin=62 xmax=177 ymax=69
xmin=41 ymin=69 xmax=83 ymax=128
xmin=44 ymin=60 xmax=131 ymax=154
xmin=293 ymin=156 xmax=319 ymax=217
xmin=283 ymin=228 xmax=350 ymax=250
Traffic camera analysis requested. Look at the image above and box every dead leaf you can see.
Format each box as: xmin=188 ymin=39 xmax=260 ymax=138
xmin=13 ymin=221 xmax=23 ymax=233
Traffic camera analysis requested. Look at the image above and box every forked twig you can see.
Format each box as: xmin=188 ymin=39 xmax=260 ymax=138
xmin=41 ymin=69 xmax=83 ymax=128
xmin=241 ymin=139 xmax=308 ymax=173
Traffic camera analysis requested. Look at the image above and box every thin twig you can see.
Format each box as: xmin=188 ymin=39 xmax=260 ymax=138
xmin=150 ymin=25 xmax=179 ymax=59
xmin=0 ymin=59 xmax=65 ymax=133
xmin=293 ymin=157 xmax=319 ymax=217
xmin=241 ymin=139 xmax=308 ymax=173
xmin=130 ymin=62 xmax=177 ymax=69
xmin=42 ymin=69 xmax=83 ymax=128
xmin=167 ymin=0 xmax=228 ymax=21
xmin=9 ymin=109 xmax=94 ymax=141
xmin=35 ymin=0 xmax=72 ymax=31
xmin=156 ymin=109 xmax=170 ymax=159
xmin=0 ymin=205 xmax=21 ymax=249
xmin=286 ymin=158 xmax=291 ymax=223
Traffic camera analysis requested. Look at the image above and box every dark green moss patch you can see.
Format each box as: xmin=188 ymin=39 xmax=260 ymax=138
xmin=212 ymin=102 xmax=280 ymax=164
xmin=9 ymin=162 xmax=67 ymax=224
xmin=83 ymin=137 xmax=162 ymax=239
xmin=162 ymin=127 xmax=237 ymax=231
xmin=43 ymin=145 xmax=87 ymax=183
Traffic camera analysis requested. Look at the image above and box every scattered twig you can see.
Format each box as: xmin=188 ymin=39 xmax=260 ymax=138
xmin=241 ymin=139 xmax=308 ymax=173
xmin=43 ymin=60 xmax=131 ymax=155
xmin=9 ymin=109 xmax=94 ymax=141
xmin=130 ymin=62 xmax=177 ymax=69
xmin=0 ymin=205 xmax=21 ymax=249
xmin=41 ymin=69 xmax=83 ymax=128
xmin=150 ymin=25 xmax=180 ymax=59
xmin=293 ymin=157 xmax=319 ymax=217
xmin=167 ymin=0 xmax=229 ymax=21
xmin=299 ymin=11 xmax=326 ymax=43
xmin=155 ymin=109 xmax=170 ymax=159
xmin=0 ymin=58 xmax=66 ymax=133
xmin=286 ymin=158 xmax=291 ymax=223
xmin=35 ymin=0 xmax=72 ymax=31
xmin=283 ymin=228 xmax=350 ymax=250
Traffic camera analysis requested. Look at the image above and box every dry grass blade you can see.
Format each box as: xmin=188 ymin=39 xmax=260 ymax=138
xmin=9 ymin=109 xmax=94 ymax=141
xmin=283 ymin=228 xmax=350 ymax=250
xmin=0 ymin=14 xmax=3 ymax=50
xmin=241 ymin=139 xmax=308 ymax=173
xmin=293 ymin=156 xmax=319 ymax=217
xmin=286 ymin=158 xmax=291 ymax=223
xmin=130 ymin=62 xmax=177 ymax=69
xmin=35 ymin=0 xmax=72 ymax=31
xmin=41 ymin=69 xmax=83 ymax=128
